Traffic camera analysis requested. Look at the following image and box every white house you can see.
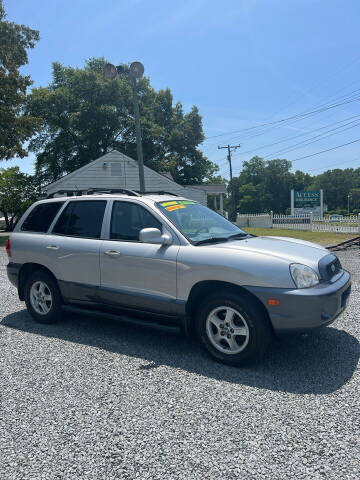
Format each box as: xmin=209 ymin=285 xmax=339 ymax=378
xmin=45 ymin=150 xmax=226 ymax=212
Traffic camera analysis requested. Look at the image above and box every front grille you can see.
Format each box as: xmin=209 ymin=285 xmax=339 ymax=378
xmin=318 ymin=254 xmax=343 ymax=281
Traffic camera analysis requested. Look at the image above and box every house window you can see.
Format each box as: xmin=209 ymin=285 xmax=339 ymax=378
xmin=111 ymin=162 xmax=123 ymax=176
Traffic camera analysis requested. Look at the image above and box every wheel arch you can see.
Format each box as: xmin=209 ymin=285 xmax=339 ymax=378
xmin=184 ymin=280 xmax=272 ymax=334
xmin=18 ymin=263 xmax=60 ymax=301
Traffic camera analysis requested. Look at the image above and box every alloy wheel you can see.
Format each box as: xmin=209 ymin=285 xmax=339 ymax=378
xmin=206 ymin=306 xmax=250 ymax=354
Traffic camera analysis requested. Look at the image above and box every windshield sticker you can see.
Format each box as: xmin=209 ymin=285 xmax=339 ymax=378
xmin=160 ymin=200 xmax=196 ymax=208
xmin=165 ymin=204 xmax=186 ymax=212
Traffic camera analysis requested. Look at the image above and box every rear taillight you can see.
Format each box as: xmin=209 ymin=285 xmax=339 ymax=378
xmin=5 ymin=238 xmax=11 ymax=257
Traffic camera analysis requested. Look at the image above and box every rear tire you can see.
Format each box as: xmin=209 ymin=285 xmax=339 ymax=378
xmin=195 ymin=291 xmax=272 ymax=366
xmin=25 ymin=270 xmax=62 ymax=324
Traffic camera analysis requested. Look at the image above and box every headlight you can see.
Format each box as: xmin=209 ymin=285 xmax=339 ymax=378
xmin=290 ymin=263 xmax=319 ymax=289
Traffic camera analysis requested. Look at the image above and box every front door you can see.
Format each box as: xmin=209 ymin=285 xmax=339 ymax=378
xmin=45 ymin=199 xmax=107 ymax=303
xmin=99 ymin=200 xmax=180 ymax=316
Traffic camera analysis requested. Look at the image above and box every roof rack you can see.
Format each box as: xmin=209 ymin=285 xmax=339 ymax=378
xmin=86 ymin=188 xmax=140 ymax=196
xmin=141 ymin=191 xmax=179 ymax=196
xmin=46 ymin=189 xmax=83 ymax=199
xmin=45 ymin=188 xmax=177 ymax=200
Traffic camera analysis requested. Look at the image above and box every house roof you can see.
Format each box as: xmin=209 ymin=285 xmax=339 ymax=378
xmin=188 ymin=184 xmax=227 ymax=194
xmin=45 ymin=150 xmax=226 ymax=197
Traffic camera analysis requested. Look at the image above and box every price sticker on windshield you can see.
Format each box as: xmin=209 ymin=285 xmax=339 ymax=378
xmin=165 ymin=204 xmax=186 ymax=212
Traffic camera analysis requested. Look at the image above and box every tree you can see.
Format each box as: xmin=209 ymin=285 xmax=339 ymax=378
xmin=26 ymin=57 xmax=218 ymax=185
xmin=0 ymin=167 xmax=38 ymax=231
xmin=234 ymin=157 xmax=293 ymax=213
xmin=291 ymin=170 xmax=312 ymax=191
xmin=349 ymin=188 xmax=360 ymax=212
xmin=237 ymin=183 xmax=263 ymax=212
xmin=0 ymin=1 xmax=40 ymax=160
xmin=231 ymin=155 xmax=360 ymax=214
xmin=310 ymin=167 xmax=360 ymax=212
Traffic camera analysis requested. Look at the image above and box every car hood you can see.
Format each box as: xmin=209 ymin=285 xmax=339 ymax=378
xmin=210 ymin=235 xmax=328 ymax=270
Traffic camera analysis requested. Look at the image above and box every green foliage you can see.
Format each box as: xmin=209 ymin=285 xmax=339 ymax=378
xmin=0 ymin=167 xmax=38 ymax=230
xmin=27 ymin=57 xmax=218 ymax=185
xmin=232 ymin=157 xmax=311 ymax=213
xmin=309 ymin=168 xmax=360 ymax=211
xmin=0 ymin=1 xmax=40 ymax=160
xmin=349 ymin=188 xmax=360 ymax=211
xmin=233 ymin=156 xmax=360 ymax=214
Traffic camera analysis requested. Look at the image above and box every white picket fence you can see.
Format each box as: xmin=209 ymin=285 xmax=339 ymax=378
xmin=236 ymin=213 xmax=272 ymax=228
xmin=236 ymin=213 xmax=360 ymax=234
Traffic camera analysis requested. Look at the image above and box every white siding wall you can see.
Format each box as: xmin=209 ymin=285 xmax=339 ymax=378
xmin=46 ymin=151 xmax=207 ymax=204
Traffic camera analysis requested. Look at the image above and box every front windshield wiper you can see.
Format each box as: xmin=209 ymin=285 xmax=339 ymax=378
xmin=226 ymin=232 xmax=249 ymax=240
xmin=194 ymin=233 xmax=249 ymax=246
xmin=193 ymin=237 xmax=229 ymax=246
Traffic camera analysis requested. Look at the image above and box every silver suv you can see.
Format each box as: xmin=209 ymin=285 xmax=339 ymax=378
xmin=6 ymin=189 xmax=351 ymax=366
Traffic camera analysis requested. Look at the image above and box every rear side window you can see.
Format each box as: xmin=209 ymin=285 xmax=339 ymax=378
xmin=52 ymin=201 xmax=106 ymax=239
xmin=111 ymin=201 xmax=162 ymax=241
xmin=21 ymin=202 xmax=64 ymax=233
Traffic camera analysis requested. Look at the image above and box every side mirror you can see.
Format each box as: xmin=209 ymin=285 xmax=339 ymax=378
xmin=139 ymin=228 xmax=172 ymax=246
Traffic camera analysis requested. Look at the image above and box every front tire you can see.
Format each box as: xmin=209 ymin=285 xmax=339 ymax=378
xmin=25 ymin=271 xmax=62 ymax=324
xmin=196 ymin=291 xmax=272 ymax=366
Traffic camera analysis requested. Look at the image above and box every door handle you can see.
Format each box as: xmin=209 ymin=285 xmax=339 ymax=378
xmin=46 ymin=245 xmax=59 ymax=250
xmin=104 ymin=250 xmax=121 ymax=257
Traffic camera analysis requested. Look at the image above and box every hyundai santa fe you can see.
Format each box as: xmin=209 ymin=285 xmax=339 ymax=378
xmin=6 ymin=189 xmax=351 ymax=366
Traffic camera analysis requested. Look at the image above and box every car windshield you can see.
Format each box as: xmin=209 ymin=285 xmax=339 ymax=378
xmin=156 ymin=200 xmax=247 ymax=244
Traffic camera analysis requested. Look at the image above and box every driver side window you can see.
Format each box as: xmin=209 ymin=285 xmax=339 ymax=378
xmin=110 ymin=201 xmax=162 ymax=241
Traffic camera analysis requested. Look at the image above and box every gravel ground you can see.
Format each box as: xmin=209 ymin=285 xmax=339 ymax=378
xmin=1 ymin=247 xmax=359 ymax=479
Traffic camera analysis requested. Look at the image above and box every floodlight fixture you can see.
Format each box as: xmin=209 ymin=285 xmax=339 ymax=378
xmin=104 ymin=63 xmax=117 ymax=80
xmin=129 ymin=61 xmax=144 ymax=78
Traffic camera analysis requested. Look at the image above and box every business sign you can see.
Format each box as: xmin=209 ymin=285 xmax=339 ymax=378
xmin=291 ymin=190 xmax=323 ymax=216
xmin=294 ymin=191 xmax=321 ymax=208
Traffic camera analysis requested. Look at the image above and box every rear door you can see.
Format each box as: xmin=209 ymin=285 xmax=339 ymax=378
xmin=11 ymin=201 xmax=66 ymax=267
xmin=45 ymin=199 xmax=107 ymax=304
xmin=99 ymin=200 xmax=180 ymax=315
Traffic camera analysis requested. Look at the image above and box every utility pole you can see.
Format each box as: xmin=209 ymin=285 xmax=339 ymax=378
xmin=218 ymin=144 xmax=240 ymax=220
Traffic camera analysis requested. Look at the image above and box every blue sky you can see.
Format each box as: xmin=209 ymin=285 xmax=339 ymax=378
xmin=2 ymin=0 xmax=360 ymax=179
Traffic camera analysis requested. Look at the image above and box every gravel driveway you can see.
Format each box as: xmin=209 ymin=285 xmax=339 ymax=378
xmin=1 ymin=247 xmax=359 ymax=479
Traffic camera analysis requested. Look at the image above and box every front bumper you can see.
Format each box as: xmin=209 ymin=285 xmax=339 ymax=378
xmin=245 ymin=270 xmax=351 ymax=335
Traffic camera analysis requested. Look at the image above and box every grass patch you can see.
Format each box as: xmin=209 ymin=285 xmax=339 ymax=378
xmin=245 ymin=228 xmax=358 ymax=246
xmin=0 ymin=235 xmax=9 ymax=247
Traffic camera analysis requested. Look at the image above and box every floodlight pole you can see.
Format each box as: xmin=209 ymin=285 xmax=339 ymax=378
xmin=104 ymin=62 xmax=146 ymax=193
xmin=131 ymin=76 xmax=145 ymax=193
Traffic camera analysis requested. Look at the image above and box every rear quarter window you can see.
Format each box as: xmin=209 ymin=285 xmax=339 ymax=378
xmin=21 ymin=202 xmax=64 ymax=233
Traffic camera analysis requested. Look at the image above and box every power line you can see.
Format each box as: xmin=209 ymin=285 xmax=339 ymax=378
xmin=231 ymin=114 xmax=360 ymax=158
xmin=291 ymin=137 xmax=360 ymax=163
xmin=231 ymin=137 xmax=360 ymax=176
xmin=204 ymin=93 xmax=360 ymax=142
xmin=202 ymin=96 xmax=360 ymax=160
xmin=205 ymin=54 xmax=360 ymax=144
xmin=306 ymin=156 xmax=360 ymax=173
xmin=262 ymin=118 xmax=360 ymax=159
